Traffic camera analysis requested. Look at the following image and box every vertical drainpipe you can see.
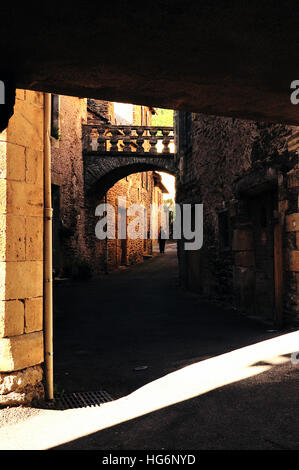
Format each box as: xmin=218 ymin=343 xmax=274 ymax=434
xmin=43 ymin=93 xmax=54 ymax=400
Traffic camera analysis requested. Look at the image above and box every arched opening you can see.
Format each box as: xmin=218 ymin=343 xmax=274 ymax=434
xmin=86 ymin=163 xmax=176 ymax=201
xmin=84 ymin=168 xmax=176 ymax=274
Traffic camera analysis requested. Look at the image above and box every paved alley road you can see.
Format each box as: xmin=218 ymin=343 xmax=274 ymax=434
xmin=50 ymin=243 xmax=299 ymax=450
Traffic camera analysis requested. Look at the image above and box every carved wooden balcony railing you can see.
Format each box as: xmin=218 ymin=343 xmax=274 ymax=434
xmin=82 ymin=124 xmax=175 ymax=156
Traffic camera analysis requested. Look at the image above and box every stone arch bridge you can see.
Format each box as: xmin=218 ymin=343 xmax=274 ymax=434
xmin=82 ymin=124 xmax=176 ymax=198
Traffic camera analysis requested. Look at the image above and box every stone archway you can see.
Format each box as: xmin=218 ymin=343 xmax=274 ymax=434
xmin=84 ymin=158 xmax=176 ymax=199
xmin=83 ymin=161 xmax=176 ymax=276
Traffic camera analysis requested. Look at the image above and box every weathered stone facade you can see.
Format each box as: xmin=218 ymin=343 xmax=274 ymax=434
xmin=84 ymin=153 xmax=175 ymax=196
xmin=51 ymin=97 xmax=169 ymax=277
xmin=51 ymin=95 xmax=90 ymax=277
xmin=0 ymin=90 xmax=45 ymax=405
xmin=88 ymin=171 xmax=163 ymax=273
xmin=176 ymin=112 xmax=299 ymax=327
xmin=82 ymin=101 xmax=168 ymax=274
xmin=0 ymin=92 xmax=170 ymax=406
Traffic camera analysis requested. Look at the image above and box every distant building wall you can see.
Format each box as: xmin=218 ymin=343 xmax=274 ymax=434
xmin=96 ymin=172 xmax=155 ymax=272
xmin=51 ymin=97 xmax=162 ymax=277
xmin=85 ymin=102 xmax=164 ymax=273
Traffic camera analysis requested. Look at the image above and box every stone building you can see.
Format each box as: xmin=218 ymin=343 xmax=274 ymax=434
xmin=0 ymin=89 xmax=174 ymax=405
xmin=50 ymin=96 xmax=167 ymax=276
xmin=1 ymin=88 xmax=298 ymax=408
xmin=101 ymin=170 xmax=168 ymax=271
xmin=176 ymin=112 xmax=299 ymax=328
xmin=0 ymin=90 xmax=45 ymax=405
xmin=51 ymin=95 xmax=89 ymax=278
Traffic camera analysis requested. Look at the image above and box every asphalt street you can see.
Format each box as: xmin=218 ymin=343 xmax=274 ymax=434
xmin=49 ymin=243 xmax=298 ymax=450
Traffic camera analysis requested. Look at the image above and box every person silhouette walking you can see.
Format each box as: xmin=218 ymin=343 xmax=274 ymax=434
xmin=158 ymin=227 xmax=166 ymax=254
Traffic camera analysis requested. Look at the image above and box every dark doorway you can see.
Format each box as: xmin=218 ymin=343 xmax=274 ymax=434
xmin=249 ymin=190 xmax=277 ymax=321
xmin=118 ymin=204 xmax=127 ymax=265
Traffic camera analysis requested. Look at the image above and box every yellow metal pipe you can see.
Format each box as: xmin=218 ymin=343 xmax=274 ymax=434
xmin=43 ymin=93 xmax=54 ymax=400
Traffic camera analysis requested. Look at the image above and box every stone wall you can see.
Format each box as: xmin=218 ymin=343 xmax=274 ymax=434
xmin=87 ymin=172 xmax=155 ymax=274
xmin=51 ymin=95 xmax=89 ymax=277
xmin=87 ymin=99 xmax=114 ymax=124
xmin=51 ymin=97 xmax=163 ymax=277
xmin=0 ymin=93 xmax=166 ymax=405
xmin=0 ymin=90 xmax=44 ymax=405
xmin=284 ymin=170 xmax=299 ymax=323
xmin=177 ymin=113 xmax=299 ymax=326
xmin=82 ymin=100 xmax=164 ymax=274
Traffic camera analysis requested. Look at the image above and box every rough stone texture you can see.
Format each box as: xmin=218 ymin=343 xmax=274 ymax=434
xmin=0 ymin=142 xmax=25 ymax=181
xmin=0 ymin=364 xmax=42 ymax=394
xmin=52 ymin=97 xmax=169 ymax=276
xmin=286 ymin=213 xmax=299 ymax=232
xmin=0 ymin=90 xmax=44 ymax=403
xmin=0 ymin=300 xmax=24 ymax=338
xmin=0 ymin=384 xmax=44 ymax=407
xmin=24 ymin=298 xmax=43 ymax=334
xmin=3 ymin=261 xmax=43 ymax=300
xmin=288 ymin=251 xmax=299 ymax=271
xmin=0 ymin=214 xmax=26 ymax=262
xmin=0 ymin=365 xmax=44 ymax=407
xmin=84 ymin=154 xmax=175 ymax=197
xmin=87 ymin=99 xmax=114 ymax=124
xmin=3 ymin=4 xmax=299 ymax=125
xmin=177 ymin=112 xmax=299 ymax=326
xmin=51 ymin=95 xmax=89 ymax=276
xmin=86 ymin=171 xmax=165 ymax=274
xmin=0 ymin=331 xmax=44 ymax=372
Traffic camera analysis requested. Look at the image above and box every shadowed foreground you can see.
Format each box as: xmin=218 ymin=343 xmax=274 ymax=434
xmin=51 ymin=244 xmax=298 ymax=450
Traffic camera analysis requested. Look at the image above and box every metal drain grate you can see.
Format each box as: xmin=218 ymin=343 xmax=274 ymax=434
xmin=54 ymin=390 xmax=114 ymax=410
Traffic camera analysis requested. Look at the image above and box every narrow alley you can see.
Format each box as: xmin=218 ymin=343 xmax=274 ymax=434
xmin=48 ymin=243 xmax=297 ymax=450
xmin=1 ymin=5 xmax=299 ymax=455
xmin=0 ymin=243 xmax=297 ymax=450
xmin=53 ymin=243 xmax=274 ymax=397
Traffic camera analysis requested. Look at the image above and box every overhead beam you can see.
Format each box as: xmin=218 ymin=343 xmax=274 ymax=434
xmin=1 ymin=3 xmax=299 ymax=124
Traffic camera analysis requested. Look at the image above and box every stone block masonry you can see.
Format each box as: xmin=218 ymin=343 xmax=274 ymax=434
xmin=51 ymin=97 xmax=173 ymax=277
xmin=177 ymin=112 xmax=299 ymax=327
xmin=0 ymin=90 xmax=44 ymax=406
